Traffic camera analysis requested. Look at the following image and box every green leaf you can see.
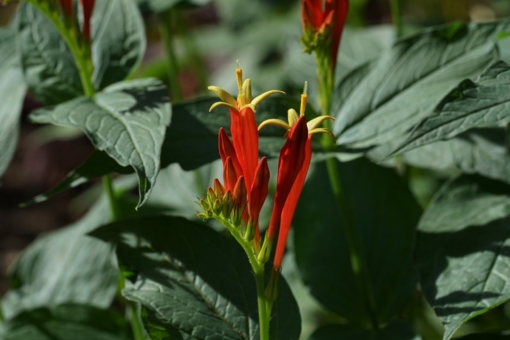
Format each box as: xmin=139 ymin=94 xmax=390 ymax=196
xmin=309 ymin=320 xmax=420 ymax=340
xmin=90 ymin=216 xmax=301 ymax=340
xmin=17 ymin=3 xmax=83 ymax=105
xmin=29 ymin=78 xmax=172 ymax=207
xmin=334 ymin=20 xmax=510 ymax=149
xmin=401 ymin=129 xmax=510 ymax=184
xmin=92 ymin=0 xmax=146 ymax=89
xmin=1 ymin=304 xmax=131 ymax=340
xmin=24 ymin=96 xmax=305 ymax=205
xmin=293 ymin=158 xmax=421 ymax=325
xmin=393 ymin=61 xmax=510 ymax=155
xmin=2 ymin=200 xmax=118 ymax=320
xmin=0 ymin=26 xmax=26 ymax=177
xmin=17 ymin=0 xmax=146 ymax=105
xmin=415 ymin=175 xmax=510 ymax=339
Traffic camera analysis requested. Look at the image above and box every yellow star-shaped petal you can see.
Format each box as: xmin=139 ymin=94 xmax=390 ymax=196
xmin=258 ymin=81 xmax=335 ymax=139
xmin=208 ymin=61 xmax=285 ymax=113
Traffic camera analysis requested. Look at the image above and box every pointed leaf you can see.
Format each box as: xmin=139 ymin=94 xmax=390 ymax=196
xmin=293 ymin=158 xmax=421 ymax=325
xmin=334 ymin=20 xmax=510 ymax=148
xmin=91 ymin=216 xmax=301 ymax=340
xmin=2 ymin=201 xmax=118 ymax=320
xmin=394 ymin=61 xmax=510 ymax=155
xmin=416 ymin=175 xmax=510 ymax=339
xmin=92 ymin=0 xmax=146 ymax=89
xmin=29 ymin=78 xmax=172 ymax=207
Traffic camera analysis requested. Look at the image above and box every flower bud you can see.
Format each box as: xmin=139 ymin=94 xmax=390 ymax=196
xmin=232 ymin=176 xmax=247 ymax=226
xmin=257 ymin=234 xmax=273 ymax=264
xmin=213 ymin=178 xmax=225 ymax=197
xmin=222 ymin=190 xmax=234 ymax=218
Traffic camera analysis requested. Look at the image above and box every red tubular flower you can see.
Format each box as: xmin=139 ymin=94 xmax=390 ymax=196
xmin=231 ymin=106 xmax=259 ymax=192
xmin=59 ymin=0 xmax=73 ymax=19
xmin=80 ymin=0 xmax=96 ymax=43
xmin=218 ymin=128 xmax=243 ymax=183
xmin=301 ymin=0 xmax=349 ymax=71
xmin=273 ymin=136 xmax=312 ymax=269
xmin=266 ymin=117 xmax=309 ymax=240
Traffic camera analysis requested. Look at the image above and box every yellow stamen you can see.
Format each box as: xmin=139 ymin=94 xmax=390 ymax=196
xmin=309 ymin=128 xmax=336 ymax=141
xmin=251 ymin=90 xmax=286 ymax=107
xmin=306 ymin=116 xmax=335 ymax=131
xmin=209 ymin=101 xmax=238 ymax=112
xmin=258 ymin=119 xmax=291 ymax=131
xmin=300 ymin=81 xmax=308 ymax=116
xmin=208 ymin=86 xmax=238 ymax=108
xmin=288 ymin=109 xmax=299 ymax=127
xmin=242 ymin=79 xmax=252 ymax=103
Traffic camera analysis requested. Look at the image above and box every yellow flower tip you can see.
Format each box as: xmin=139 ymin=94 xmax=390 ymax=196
xmin=300 ymin=81 xmax=308 ymax=116
xmin=242 ymin=79 xmax=252 ymax=103
xmin=236 ymin=61 xmax=243 ymax=90
xmin=209 ymin=101 xmax=239 ymax=112
xmin=288 ymin=109 xmax=299 ymax=126
xmin=208 ymin=86 xmax=238 ymax=107
xmin=306 ymin=115 xmax=335 ymax=131
xmin=258 ymin=119 xmax=291 ymax=132
xmin=251 ymin=90 xmax=286 ymax=107
xmin=309 ymin=128 xmax=336 ymax=141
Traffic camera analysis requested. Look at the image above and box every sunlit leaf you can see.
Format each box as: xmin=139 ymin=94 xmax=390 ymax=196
xmin=29 ymin=78 xmax=172 ymax=207
xmin=91 ymin=216 xmax=301 ymax=340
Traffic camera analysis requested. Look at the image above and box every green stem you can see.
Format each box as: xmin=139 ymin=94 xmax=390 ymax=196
xmin=216 ymin=216 xmax=270 ymax=340
xmin=317 ymin=54 xmax=379 ymax=328
xmin=255 ymin=270 xmax=270 ymax=340
xmin=159 ymin=9 xmax=183 ymax=102
xmin=127 ymin=302 xmax=145 ymax=340
xmin=390 ymin=0 xmax=404 ymax=38
xmin=102 ymin=174 xmax=121 ymax=221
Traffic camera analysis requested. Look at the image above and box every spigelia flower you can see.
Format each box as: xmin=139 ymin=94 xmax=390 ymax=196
xmin=209 ymin=62 xmax=284 ymax=190
xmin=200 ymin=63 xmax=282 ymax=247
xmin=301 ymin=0 xmax=349 ymax=72
xmin=259 ymin=83 xmax=335 ymax=271
xmin=80 ymin=0 xmax=96 ymax=43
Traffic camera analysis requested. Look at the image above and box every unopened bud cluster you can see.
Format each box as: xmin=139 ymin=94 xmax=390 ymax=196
xmin=198 ymin=177 xmax=256 ymax=241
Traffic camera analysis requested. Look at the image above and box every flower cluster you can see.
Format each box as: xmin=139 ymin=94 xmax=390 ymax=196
xmin=198 ymin=64 xmax=334 ymax=290
xmin=301 ymin=0 xmax=349 ymax=72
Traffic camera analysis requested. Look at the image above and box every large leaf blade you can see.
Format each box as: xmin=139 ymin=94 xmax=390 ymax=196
xmin=293 ymin=158 xmax=421 ymax=325
xmin=92 ymin=0 xmax=146 ymax=89
xmin=29 ymin=78 xmax=172 ymax=207
xmin=2 ymin=200 xmax=118 ymax=320
xmin=17 ymin=3 xmax=82 ymax=105
xmin=416 ymin=175 xmax=510 ymax=339
xmin=91 ymin=216 xmax=301 ymax=340
xmin=334 ymin=20 xmax=510 ymax=149
xmin=394 ymin=61 xmax=510 ymax=155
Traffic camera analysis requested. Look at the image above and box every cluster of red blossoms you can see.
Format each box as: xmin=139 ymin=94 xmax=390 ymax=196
xmin=301 ymin=0 xmax=349 ymax=72
xmin=198 ymin=64 xmax=334 ymax=273
xmin=59 ymin=0 xmax=96 ymax=42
